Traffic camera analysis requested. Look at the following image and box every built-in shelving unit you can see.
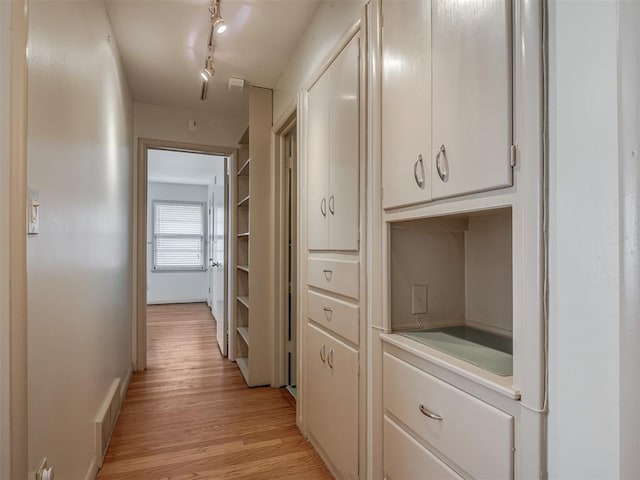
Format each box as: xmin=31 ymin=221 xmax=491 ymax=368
xmin=232 ymin=87 xmax=274 ymax=387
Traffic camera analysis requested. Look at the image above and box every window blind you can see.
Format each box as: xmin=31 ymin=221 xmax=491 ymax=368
xmin=153 ymin=202 xmax=205 ymax=270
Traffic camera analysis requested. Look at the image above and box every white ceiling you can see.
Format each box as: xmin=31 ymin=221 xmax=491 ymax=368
xmin=105 ymin=0 xmax=322 ymax=117
xmin=148 ymin=149 xmax=223 ymax=185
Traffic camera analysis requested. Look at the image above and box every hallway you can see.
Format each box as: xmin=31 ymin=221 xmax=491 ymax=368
xmin=98 ymin=303 xmax=331 ymax=479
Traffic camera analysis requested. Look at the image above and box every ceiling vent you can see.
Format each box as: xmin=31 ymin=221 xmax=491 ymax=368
xmin=228 ymin=77 xmax=245 ymax=92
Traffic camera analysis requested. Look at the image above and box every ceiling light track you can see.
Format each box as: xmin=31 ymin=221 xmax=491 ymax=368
xmin=199 ymin=0 xmax=226 ymax=100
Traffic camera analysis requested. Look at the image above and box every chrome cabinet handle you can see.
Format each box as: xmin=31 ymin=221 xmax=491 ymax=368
xmin=419 ymin=404 xmax=443 ymax=421
xmin=327 ymin=347 xmax=334 ymax=368
xmin=320 ymin=197 xmax=327 ymax=217
xmin=323 ymin=306 xmax=333 ymax=319
xmin=435 ymin=145 xmax=448 ymax=182
xmin=328 ymin=194 xmax=335 ymax=215
xmin=320 ymin=343 xmax=326 ymax=363
xmin=413 ymin=154 xmax=425 ymax=189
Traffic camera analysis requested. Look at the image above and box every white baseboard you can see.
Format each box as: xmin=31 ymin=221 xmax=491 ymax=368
xmin=146 ymin=298 xmax=208 ymax=305
xmin=84 ymin=454 xmax=100 ymax=480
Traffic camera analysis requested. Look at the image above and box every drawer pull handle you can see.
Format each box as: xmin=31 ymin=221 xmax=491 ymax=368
xmin=327 ymin=347 xmax=334 ymax=369
xmin=320 ymin=343 xmax=326 ymax=363
xmin=323 ymin=306 xmax=333 ymax=318
xmin=322 ymin=269 xmax=333 ymax=281
xmin=320 ymin=197 xmax=327 ymax=217
xmin=419 ymin=404 xmax=443 ymax=421
xmin=329 ymin=194 xmax=335 ymax=215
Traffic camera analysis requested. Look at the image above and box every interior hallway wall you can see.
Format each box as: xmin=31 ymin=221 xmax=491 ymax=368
xmin=26 ymin=1 xmax=133 ymax=478
xmin=547 ymin=1 xmax=621 ymax=477
xmin=272 ymin=0 xmax=367 ymax=122
xmin=147 ymin=182 xmax=209 ymax=304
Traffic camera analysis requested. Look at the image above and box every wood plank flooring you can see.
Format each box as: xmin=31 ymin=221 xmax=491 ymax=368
xmin=98 ymin=303 xmax=331 ymax=480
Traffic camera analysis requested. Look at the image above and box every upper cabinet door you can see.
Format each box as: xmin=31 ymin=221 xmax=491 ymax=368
xmin=382 ymin=0 xmax=432 ymax=210
xmin=329 ymin=35 xmax=360 ymax=251
xmin=307 ymin=73 xmax=330 ymax=251
xmin=431 ymin=0 xmax=513 ymax=200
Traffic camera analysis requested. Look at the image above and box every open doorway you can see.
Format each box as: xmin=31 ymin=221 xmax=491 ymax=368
xmin=134 ymin=140 xmax=234 ymax=371
xmin=274 ymin=112 xmax=298 ymax=398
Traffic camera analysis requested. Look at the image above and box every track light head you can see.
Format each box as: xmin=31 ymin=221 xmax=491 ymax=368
xmin=200 ymin=57 xmax=215 ymax=82
xmin=214 ymin=17 xmax=227 ymax=34
xmin=209 ymin=1 xmax=227 ymax=34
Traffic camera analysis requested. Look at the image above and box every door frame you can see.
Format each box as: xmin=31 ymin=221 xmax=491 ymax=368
xmin=133 ymin=138 xmax=234 ymax=371
xmin=1 ymin=0 xmax=29 ymax=477
xmin=273 ymin=107 xmax=298 ymax=388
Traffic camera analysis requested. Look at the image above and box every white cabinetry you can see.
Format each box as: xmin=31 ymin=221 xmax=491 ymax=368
xmin=431 ymin=0 xmax=513 ymax=199
xmin=306 ymin=323 xmax=359 ymax=479
xmin=381 ymin=0 xmax=513 ymax=208
xmin=307 ymin=35 xmax=360 ymax=251
xmin=302 ymin=24 xmax=364 ymax=480
xmin=382 ymin=0 xmax=432 ymax=209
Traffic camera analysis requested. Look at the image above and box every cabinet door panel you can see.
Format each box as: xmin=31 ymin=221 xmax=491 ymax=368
xmin=306 ymin=322 xmax=359 ymax=479
xmin=328 ymin=35 xmax=360 ymax=251
xmin=307 ymin=73 xmax=330 ymax=250
xmin=431 ymin=0 xmax=512 ymax=199
xmin=382 ymin=0 xmax=432 ymax=209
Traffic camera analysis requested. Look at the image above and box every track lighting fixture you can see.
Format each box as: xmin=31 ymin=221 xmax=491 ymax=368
xmin=209 ymin=0 xmax=227 ymax=34
xmin=200 ymin=56 xmax=215 ymax=82
xmin=199 ymin=0 xmax=225 ymax=100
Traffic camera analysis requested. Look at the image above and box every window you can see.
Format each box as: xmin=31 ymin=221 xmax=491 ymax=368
xmin=152 ymin=201 xmax=206 ymax=271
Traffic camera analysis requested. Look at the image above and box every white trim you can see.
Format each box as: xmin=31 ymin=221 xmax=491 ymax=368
xmin=273 ymin=106 xmax=297 ymax=389
xmin=7 ymin=0 xmax=29 ymax=477
xmin=133 ymin=139 xmax=235 ymax=372
xmin=146 ymin=299 xmax=208 ymax=305
xmin=84 ymin=455 xmax=100 ymax=480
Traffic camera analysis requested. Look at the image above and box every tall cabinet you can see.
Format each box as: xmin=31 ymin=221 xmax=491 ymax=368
xmin=302 ymin=26 xmax=364 ymax=479
xmin=232 ymin=87 xmax=274 ymax=387
xmin=375 ymin=0 xmax=545 ymax=478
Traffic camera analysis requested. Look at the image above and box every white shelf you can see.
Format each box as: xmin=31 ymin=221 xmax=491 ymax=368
xmin=237 ymin=326 xmax=250 ymax=346
xmin=237 ymin=158 xmax=251 ymax=176
xmin=238 ymin=195 xmax=250 ymax=207
xmin=236 ymin=357 xmax=249 ymax=381
xmin=237 ymin=265 xmax=249 ymax=273
xmin=237 ymin=296 xmax=250 ymax=309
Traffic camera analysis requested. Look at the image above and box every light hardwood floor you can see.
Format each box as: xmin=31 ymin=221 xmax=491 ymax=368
xmin=98 ymin=303 xmax=331 ymax=480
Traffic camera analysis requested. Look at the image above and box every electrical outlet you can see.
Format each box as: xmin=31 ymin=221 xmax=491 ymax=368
xmin=411 ymin=285 xmax=428 ymax=315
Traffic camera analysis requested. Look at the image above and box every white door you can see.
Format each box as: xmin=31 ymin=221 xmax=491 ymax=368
xmin=208 ymin=193 xmax=215 ymax=310
xmin=431 ymin=0 xmax=513 ymax=200
xmin=307 ymin=72 xmax=330 ymax=251
xmin=382 ymin=0 xmax=432 ymax=209
xmin=211 ymin=165 xmax=227 ymax=356
xmin=328 ymin=34 xmax=360 ymax=251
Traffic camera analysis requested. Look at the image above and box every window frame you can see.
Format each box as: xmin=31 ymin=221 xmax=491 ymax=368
xmin=151 ymin=200 xmax=207 ymax=273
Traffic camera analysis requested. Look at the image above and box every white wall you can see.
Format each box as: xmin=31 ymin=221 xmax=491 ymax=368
xmin=272 ymin=0 xmax=366 ymax=122
xmin=134 ymin=102 xmax=247 ymax=150
xmin=548 ymin=1 xmax=621 ymax=477
xmin=147 ymin=182 xmax=210 ymax=304
xmin=0 ymin=1 xmax=11 ymax=476
xmin=26 ymin=1 xmax=133 ymax=478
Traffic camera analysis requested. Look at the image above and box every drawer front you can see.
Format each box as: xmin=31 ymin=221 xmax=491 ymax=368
xmin=384 ymin=416 xmax=462 ymax=480
xmin=307 ymin=257 xmax=359 ymax=300
xmin=307 ymin=323 xmax=359 ymax=479
xmin=383 ymin=353 xmax=513 ymax=479
xmin=308 ymin=290 xmax=359 ymax=346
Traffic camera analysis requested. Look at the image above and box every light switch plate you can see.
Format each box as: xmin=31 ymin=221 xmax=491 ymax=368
xmin=411 ymin=285 xmax=428 ymax=314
